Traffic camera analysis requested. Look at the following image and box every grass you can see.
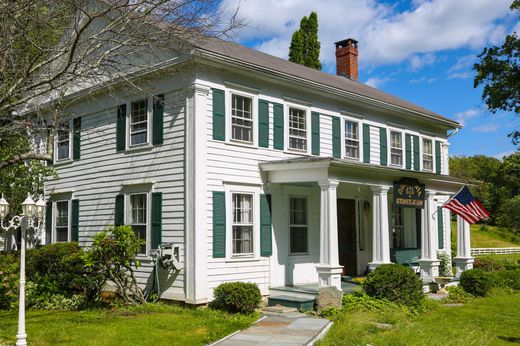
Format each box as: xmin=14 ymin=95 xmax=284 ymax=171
xmin=318 ymin=292 xmax=520 ymax=346
xmin=0 ymin=303 xmax=257 ymax=346
xmin=451 ymin=222 xmax=520 ymax=248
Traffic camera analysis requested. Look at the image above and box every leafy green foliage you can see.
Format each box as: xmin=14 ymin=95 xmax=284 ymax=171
xmin=460 ymin=269 xmax=495 ymax=296
xmin=288 ymin=11 xmax=322 ymax=70
xmin=362 ymin=264 xmax=424 ymax=308
xmin=438 ymin=253 xmax=453 ymax=277
xmin=0 ymin=253 xmax=20 ymax=310
xmin=473 ymin=1 xmax=519 ymax=144
xmin=444 ymin=285 xmax=473 ymax=304
xmin=83 ymin=225 xmax=145 ymax=304
xmin=210 ymin=281 xmax=262 ymax=314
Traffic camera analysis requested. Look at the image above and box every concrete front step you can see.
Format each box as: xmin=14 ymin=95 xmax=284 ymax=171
xmin=268 ymin=295 xmax=316 ymax=312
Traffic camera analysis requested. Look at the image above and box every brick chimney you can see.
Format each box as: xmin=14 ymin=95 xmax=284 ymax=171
xmin=335 ymin=38 xmax=358 ymax=81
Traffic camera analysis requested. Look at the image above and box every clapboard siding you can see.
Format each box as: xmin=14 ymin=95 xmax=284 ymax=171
xmin=45 ymin=89 xmax=187 ymax=299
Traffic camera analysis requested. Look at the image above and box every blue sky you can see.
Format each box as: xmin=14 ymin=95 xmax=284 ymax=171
xmin=219 ymin=0 xmax=519 ymax=158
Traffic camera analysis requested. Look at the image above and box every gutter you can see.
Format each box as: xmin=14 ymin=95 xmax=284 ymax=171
xmin=192 ymin=48 xmax=462 ymax=130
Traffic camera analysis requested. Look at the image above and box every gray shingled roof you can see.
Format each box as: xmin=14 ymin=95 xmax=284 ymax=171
xmin=192 ymin=37 xmax=460 ymax=127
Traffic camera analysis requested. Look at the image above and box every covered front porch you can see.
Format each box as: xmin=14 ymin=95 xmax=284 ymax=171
xmin=261 ymin=157 xmax=474 ymax=291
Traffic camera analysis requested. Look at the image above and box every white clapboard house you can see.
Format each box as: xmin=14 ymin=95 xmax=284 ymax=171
xmin=43 ymin=33 xmax=475 ymax=304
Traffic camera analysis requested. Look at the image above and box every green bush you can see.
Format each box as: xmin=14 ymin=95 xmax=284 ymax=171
xmin=474 ymin=257 xmax=505 ymax=271
xmin=27 ymin=242 xmax=102 ymax=300
xmin=496 ymin=269 xmax=520 ymax=290
xmin=211 ymin=282 xmax=262 ymax=314
xmin=362 ymin=264 xmax=424 ymax=308
xmin=0 ymin=252 xmax=20 ymax=310
xmin=460 ymin=269 xmax=495 ymax=296
xmin=445 ymin=285 xmax=473 ymax=303
xmin=438 ymin=253 xmax=453 ymax=277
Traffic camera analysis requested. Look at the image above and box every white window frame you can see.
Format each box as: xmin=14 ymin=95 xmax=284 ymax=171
xmin=224 ymin=184 xmax=260 ymax=261
xmin=226 ymin=88 xmax=258 ymax=147
xmin=343 ymin=117 xmax=363 ymax=161
xmin=285 ymin=103 xmax=311 ymax=154
xmin=421 ymin=137 xmax=434 ymax=172
xmin=288 ymin=195 xmax=309 ymax=256
xmin=54 ymin=121 xmax=73 ymax=162
xmin=127 ymin=97 xmax=152 ymax=148
xmin=53 ymin=199 xmax=70 ymax=243
xmin=388 ymin=128 xmax=404 ymax=168
xmin=126 ymin=191 xmax=151 ymax=256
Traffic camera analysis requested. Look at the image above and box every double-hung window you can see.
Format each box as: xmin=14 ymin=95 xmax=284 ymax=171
xmin=390 ymin=131 xmax=403 ymax=166
xmin=55 ymin=200 xmax=69 ymax=242
xmin=345 ymin=120 xmax=360 ymax=160
xmin=289 ymin=197 xmax=308 ymax=254
xmin=232 ymin=193 xmax=254 ymax=255
xmin=56 ymin=124 xmax=71 ymax=161
xmin=130 ymin=99 xmax=149 ymax=146
xmin=288 ymin=107 xmax=307 ymax=151
xmin=130 ymin=193 xmax=147 ymax=254
xmin=392 ymin=204 xmax=405 ymax=249
xmin=422 ymin=138 xmax=434 ymax=172
xmin=231 ymin=94 xmax=253 ymax=143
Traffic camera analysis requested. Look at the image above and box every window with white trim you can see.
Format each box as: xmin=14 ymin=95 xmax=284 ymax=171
xmin=231 ymin=94 xmax=253 ymax=143
xmin=232 ymin=193 xmax=254 ymax=255
xmin=288 ymin=107 xmax=307 ymax=151
xmin=392 ymin=204 xmax=405 ymax=249
xmin=55 ymin=200 xmax=69 ymax=242
xmin=345 ymin=120 xmax=360 ymax=159
xmin=390 ymin=131 xmax=403 ymax=166
xmin=130 ymin=193 xmax=147 ymax=254
xmin=289 ymin=197 xmax=308 ymax=254
xmin=130 ymin=99 xmax=149 ymax=146
xmin=422 ymin=138 xmax=434 ymax=172
xmin=56 ymin=123 xmax=71 ymax=161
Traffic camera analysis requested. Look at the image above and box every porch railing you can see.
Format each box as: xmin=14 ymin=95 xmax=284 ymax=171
xmin=471 ymin=247 xmax=520 ymax=256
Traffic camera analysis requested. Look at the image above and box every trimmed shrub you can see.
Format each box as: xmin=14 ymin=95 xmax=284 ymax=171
xmin=496 ymin=269 xmax=520 ymax=290
xmin=362 ymin=264 xmax=424 ymax=308
xmin=474 ymin=257 xmax=505 ymax=271
xmin=211 ymin=282 xmax=262 ymax=314
xmin=460 ymin=269 xmax=495 ymax=296
xmin=0 ymin=252 xmax=20 ymax=310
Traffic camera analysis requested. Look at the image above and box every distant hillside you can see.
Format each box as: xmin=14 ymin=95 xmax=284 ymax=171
xmin=451 ymin=222 xmax=520 ymax=249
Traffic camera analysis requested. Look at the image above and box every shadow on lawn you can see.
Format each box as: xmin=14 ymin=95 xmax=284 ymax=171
xmin=498 ymin=336 xmax=520 ymax=343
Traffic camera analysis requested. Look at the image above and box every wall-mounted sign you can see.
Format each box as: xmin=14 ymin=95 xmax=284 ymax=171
xmin=393 ymin=178 xmax=425 ymax=209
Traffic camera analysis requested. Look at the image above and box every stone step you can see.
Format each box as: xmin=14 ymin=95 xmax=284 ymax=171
xmin=268 ymin=286 xmax=317 ymax=298
xmin=268 ymin=295 xmax=315 ymax=312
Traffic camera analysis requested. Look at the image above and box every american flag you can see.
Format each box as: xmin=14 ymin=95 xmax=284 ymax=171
xmin=442 ymin=185 xmax=490 ymax=224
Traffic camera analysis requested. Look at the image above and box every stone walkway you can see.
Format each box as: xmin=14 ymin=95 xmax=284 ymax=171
xmin=212 ymin=310 xmax=331 ymax=346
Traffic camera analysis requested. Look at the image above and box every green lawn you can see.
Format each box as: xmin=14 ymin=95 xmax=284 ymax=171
xmin=0 ymin=304 xmax=256 ymax=346
xmin=318 ymin=292 xmax=520 ymax=346
xmin=451 ymin=222 xmax=520 ymax=248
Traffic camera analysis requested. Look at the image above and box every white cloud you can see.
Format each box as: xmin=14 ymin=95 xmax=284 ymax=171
xmin=410 ymin=76 xmax=436 ymax=84
xmin=365 ymin=77 xmax=394 ymax=88
xmin=471 ymin=124 xmax=500 ymax=132
xmin=219 ymin=0 xmax=513 ymax=68
xmin=448 ymin=55 xmax=476 ymax=72
xmin=454 ymin=108 xmax=481 ymax=125
xmin=408 ymin=53 xmax=438 ymax=71
xmin=493 ymin=150 xmax=516 ymax=160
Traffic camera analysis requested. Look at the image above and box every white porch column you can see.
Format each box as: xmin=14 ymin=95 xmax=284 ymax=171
xmin=368 ymin=186 xmax=391 ymax=271
xmin=419 ymin=190 xmax=440 ymax=282
xmin=316 ymin=180 xmax=342 ymax=290
xmin=184 ymin=84 xmax=210 ymax=304
xmin=454 ymin=216 xmax=474 ymax=278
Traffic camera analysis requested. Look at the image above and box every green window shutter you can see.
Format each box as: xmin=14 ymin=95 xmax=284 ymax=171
xmin=45 ymin=201 xmax=52 ymax=244
xmin=152 ymin=94 xmax=165 ymax=145
xmin=212 ymin=88 xmax=225 ymax=141
xmin=71 ymin=199 xmax=79 ymax=242
xmin=116 ymin=104 xmax=126 ymax=151
xmin=115 ymin=194 xmax=124 ymax=226
xmin=405 ymin=134 xmax=412 ymax=170
xmin=437 ymin=207 xmax=444 ymax=249
xmin=212 ymin=191 xmax=226 ymax=258
xmin=311 ymin=112 xmax=320 ymax=155
xmin=379 ymin=128 xmax=387 ymax=166
xmin=258 ymin=99 xmax=269 ymax=148
xmin=151 ymin=192 xmax=162 ymax=249
xmin=435 ymin=140 xmax=442 ymax=174
xmin=413 ymin=135 xmax=420 ymax=171
xmin=260 ymin=194 xmax=272 ymax=256
xmin=363 ymin=124 xmax=370 ymax=163
xmin=273 ymin=103 xmax=284 ymax=150
xmin=73 ymin=117 xmax=81 ymax=160
xmin=332 ymin=116 xmax=341 ymax=158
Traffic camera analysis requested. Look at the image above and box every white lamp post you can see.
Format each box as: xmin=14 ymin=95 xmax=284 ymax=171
xmin=0 ymin=193 xmax=46 ymax=346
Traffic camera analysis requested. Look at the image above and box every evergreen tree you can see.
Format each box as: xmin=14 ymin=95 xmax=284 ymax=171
xmin=288 ymin=11 xmax=322 ymax=70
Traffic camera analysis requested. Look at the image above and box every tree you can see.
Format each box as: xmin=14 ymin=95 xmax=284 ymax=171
xmin=288 ymin=11 xmax=322 ymax=70
xmin=0 ymin=0 xmax=241 ymax=171
xmin=473 ymin=0 xmax=519 ymax=145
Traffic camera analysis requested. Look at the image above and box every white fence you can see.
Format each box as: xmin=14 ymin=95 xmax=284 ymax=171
xmin=471 ymin=247 xmax=520 ymax=256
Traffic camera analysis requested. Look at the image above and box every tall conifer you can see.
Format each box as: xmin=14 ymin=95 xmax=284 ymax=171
xmin=288 ymin=11 xmax=322 ymax=70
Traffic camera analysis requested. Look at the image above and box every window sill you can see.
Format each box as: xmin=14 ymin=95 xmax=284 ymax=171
xmin=226 ymin=256 xmax=261 ymax=263
xmin=343 ymin=156 xmax=361 ymax=162
xmin=124 ymin=143 xmax=153 ymax=154
xmin=53 ymin=158 xmax=73 ymax=166
xmin=226 ymin=140 xmax=258 ymax=150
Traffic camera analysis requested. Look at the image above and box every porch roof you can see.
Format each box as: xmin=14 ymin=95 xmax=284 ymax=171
xmin=259 ymin=157 xmax=471 ymax=193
